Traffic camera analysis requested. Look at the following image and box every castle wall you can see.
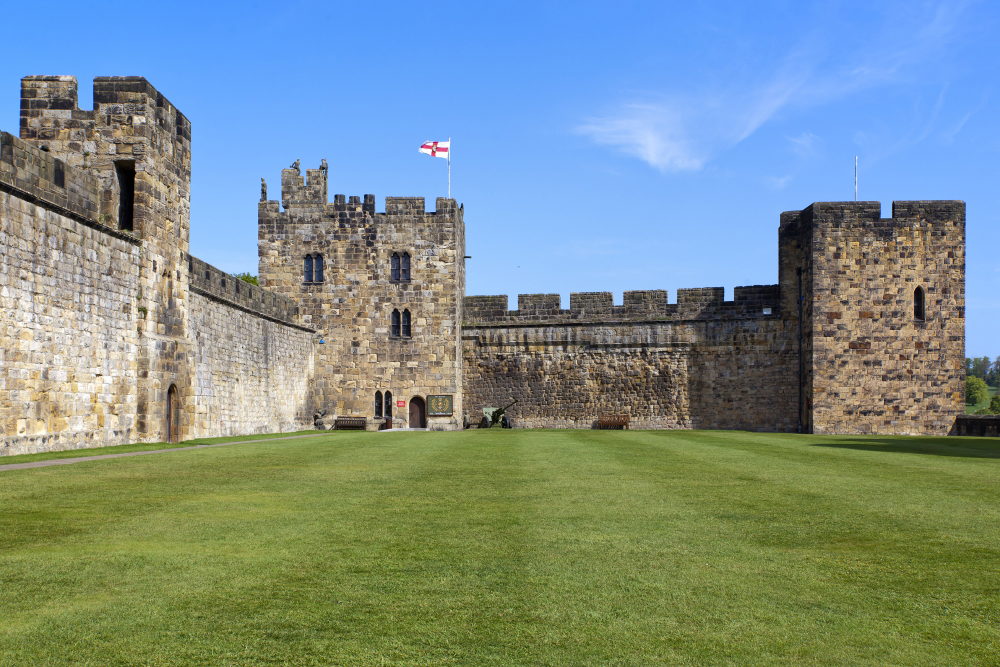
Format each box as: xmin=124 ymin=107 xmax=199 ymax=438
xmin=258 ymin=172 xmax=465 ymax=429
xmin=798 ymin=201 xmax=965 ymax=435
xmin=20 ymin=76 xmax=194 ymax=444
xmin=187 ymin=291 xmax=314 ymax=439
xmin=1 ymin=84 xmax=316 ymax=456
xmin=462 ymin=289 xmax=798 ymax=431
xmin=1 ymin=134 xmax=141 ymax=456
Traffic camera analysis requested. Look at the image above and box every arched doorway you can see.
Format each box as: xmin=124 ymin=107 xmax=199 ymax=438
xmin=166 ymin=385 xmax=180 ymax=443
xmin=409 ymin=396 xmax=426 ymax=429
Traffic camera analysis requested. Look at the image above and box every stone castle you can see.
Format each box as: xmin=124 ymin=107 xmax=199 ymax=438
xmin=0 ymin=76 xmax=966 ymax=456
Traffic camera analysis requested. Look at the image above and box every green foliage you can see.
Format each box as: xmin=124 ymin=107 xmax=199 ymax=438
xmin=234 ymin=272 xmax=258 ymax=285
xmin=990 ymin=393 xmax=1000 ymax=415
xmin=966 ymin=376 xmax=989 ymax=405
xmin=1 ymin=430 xmax=998 ymax=664
xmin=966 ymin=355 xmax=1000 ymax=387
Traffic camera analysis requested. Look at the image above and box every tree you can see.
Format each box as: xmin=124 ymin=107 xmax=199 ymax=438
xmin=234 ymin=272 xmax=258 ymax=286
xmin=991 ymin=393 xmax=1000 ymax=415
xmin=966 ymin=376 xmax=989 ymax=405
xmin=988 ymin=356 xmax=1000 ymax=388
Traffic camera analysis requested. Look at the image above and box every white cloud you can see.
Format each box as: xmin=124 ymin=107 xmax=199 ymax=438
xmin=787 ymin=132 xmax=820 ymax=158
xmin=577 ymin=2 xmax=969 ymax=172
xmin=767 ymin=175 xmax=793 ymax=190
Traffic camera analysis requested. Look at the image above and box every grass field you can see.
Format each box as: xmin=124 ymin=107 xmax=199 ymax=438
xmin=1 ymin=429 xmax=998 ymax=666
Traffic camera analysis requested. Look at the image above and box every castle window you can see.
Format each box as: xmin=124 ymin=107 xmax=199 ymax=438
xmin=914 ymin=286 xmax=925 ymax=321
xmin=314 ymin=255 xmax=324 ymax=283
xmin=401 ymin=253 xmax=411 ymax=281
xmin=391 ymin=309 xmax=401 ymax=337
xmin=385 ymin=391 xmax=393 ymax=417
xmin=114 ymin=160 xmax=135 ymax=232
xmin=391 ymin=253 xmax=400 ymax=282
xmin=402 ymin=309 xmax=411 ymax=338
xmin=304 ymin=255 xmax=313 ymax=283
xmin=375 ymin=391 xmax=383 ymax=418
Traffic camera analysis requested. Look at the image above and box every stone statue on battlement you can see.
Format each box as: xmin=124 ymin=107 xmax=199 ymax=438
xmin=261 ymin=178 xmax=267 ymax=202
xmin=320 ymin=159 xmax=328 ymax=176
xmin=290 ymin=159 xmax=300 ymax=174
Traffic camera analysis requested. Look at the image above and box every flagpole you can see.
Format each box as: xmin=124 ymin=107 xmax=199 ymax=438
xmin=448 ymin=137 xmax=451 ymax=199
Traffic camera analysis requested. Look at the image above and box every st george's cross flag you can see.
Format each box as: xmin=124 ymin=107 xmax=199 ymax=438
xmin=419 ymin=140 xmax=450 ymax=158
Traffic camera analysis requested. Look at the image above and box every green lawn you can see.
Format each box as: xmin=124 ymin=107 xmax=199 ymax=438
xmin=1 ymin=430 xmax=998 ymax=666
xmin=967 ymin=386 xmax=999 ymax=414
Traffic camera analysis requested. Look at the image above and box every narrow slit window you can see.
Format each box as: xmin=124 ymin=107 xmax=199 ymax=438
xmin=402 ymin=309 xmax=411 ymax=338
xmin=914 ymin=286 xmax=925 ymax=321
xmin=375 ymin=391 xmax=383 ymax=418
xmin=385 ymin=391 xmax=393 ymax=418
xmin=304 ymin=255 xmax=313 ymax=283
xmin=391 ymin=253 xmax=400 ymax=282
xmin=314 ymin=255 xmax=324 ymax=283
xmin=391 ymin=309 xmax=401 ymax=337
xmin=115 ymin=161 xmax=135 ymax=231
xmin=401 ymin=253 xmax=410 ymax=281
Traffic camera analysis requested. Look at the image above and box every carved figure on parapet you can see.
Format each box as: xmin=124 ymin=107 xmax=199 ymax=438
xmin=260 ymin=178 xmax=267 ymax=202
xmin=320 ymin=159 xmax=328 ymax=176
xmin=290 ymin=159 xmax=300 ymax=174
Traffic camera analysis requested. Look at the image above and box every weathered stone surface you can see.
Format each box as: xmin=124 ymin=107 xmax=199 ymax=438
xmin=463 ymin=202 xmax=964 ymax=436
xmin=258 ymin=177 xmax=465 ymax=430
xmin=0 ymin=75 xmax=968 ymax=453
xmin=1 ymin=76 xmax=314 ymax=456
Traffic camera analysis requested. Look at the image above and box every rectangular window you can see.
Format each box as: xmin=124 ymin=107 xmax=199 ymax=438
xmin=114 ymin=161 xmax=135 ymax=232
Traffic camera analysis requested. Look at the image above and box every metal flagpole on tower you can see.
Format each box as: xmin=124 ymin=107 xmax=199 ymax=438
xmin=855 ymin=156 xmax=858 ymax=201
xmin=448 ymin=137 xmax=451 ymax=199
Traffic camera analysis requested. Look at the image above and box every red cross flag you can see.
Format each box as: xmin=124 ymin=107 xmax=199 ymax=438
xmin=419 ymin=140 xmax=450 ymax=158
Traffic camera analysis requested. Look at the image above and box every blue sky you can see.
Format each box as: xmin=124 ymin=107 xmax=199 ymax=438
xmin=2 ymin=1 xmax=996 ymax=357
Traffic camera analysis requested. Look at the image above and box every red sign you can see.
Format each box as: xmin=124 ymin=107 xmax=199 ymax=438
xmin=397 ymin=400 xmax=405 ymax=407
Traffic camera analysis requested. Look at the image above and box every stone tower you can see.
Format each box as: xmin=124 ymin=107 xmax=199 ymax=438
xmin=779 ymin=201 xmax=965 ymax=434
xmin=20 ymin=76 xmax=193 ymax=441
xmin=258 ymin=167 xmax=466 ymax=429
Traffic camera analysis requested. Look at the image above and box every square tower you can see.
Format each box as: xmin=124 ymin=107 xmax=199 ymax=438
xmin=780 ymin=201 xmax=965 ymax=434
xmin=258 ymin=168 xmax=466 ymax=429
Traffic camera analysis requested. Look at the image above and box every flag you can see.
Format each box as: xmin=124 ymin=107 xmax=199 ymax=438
xmin=419 ymin=141 xmax=450 ymax=158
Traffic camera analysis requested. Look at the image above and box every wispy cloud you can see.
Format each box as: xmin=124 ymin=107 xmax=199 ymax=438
xmin=576 ymin=64 xmax=810 ymax=172
xmin=576 ymin=2 xmax=969 ymax=172
xmin=941 ymin=88 xmax=990 ymax=144
xmin=787 ymin=132 xmax=821 ymax=158
xmin=767 ymin=175 xmax=793 ymax=190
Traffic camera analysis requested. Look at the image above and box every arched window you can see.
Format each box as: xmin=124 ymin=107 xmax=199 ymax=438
xmin=304 ymin=255 xmax=313 ymax=283
xmin=314 ymin=255 xmax=324 ymax=283
xmin=391 ymin=253 xmax=400 ymax=281
xmin=914 ymin=286 xmax=925 ymax=321
xmin=375 ymin=391 xmax=383 ymax=418
xmin=391 ymin=309 xmax=401 ymax=337
xmin=401 ymin=252 xmax=411 ymax=281
xmin=385 ymin=391 xmax=393 ymax=417
xmin=402 ymin=309 xmax=411 ymax=337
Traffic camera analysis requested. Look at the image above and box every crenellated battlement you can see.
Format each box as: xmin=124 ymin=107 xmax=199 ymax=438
xmin=463 ymin=285 xmax=781 ymax=324
xmin=0 ymin=131 xmax=128 ymax=238
xmin=187 ymin=255 xmax=309 ymax=330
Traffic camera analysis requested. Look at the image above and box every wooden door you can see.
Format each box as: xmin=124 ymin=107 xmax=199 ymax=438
xmin=408 ymin=396 xmax=425 ymax=428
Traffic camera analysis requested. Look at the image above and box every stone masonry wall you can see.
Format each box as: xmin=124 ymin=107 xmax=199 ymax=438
xmin=462 ymin=289 xmax=798 ymax=431
xmin=21 ymin=75 xmax=194 ymax=444
xmin=187 ymin=291 xmax=314 ymax=439
xmin=258 ymin=169 xmax=465 ymax=429
xmin=800 ymin=201 xmax=965 ymax=435
xmin=0 ymin=135 xmax=142 ymax=456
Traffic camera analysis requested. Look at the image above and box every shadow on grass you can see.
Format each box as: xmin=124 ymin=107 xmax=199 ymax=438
xmin=811 ymin=436 xmax=1000 ymax=459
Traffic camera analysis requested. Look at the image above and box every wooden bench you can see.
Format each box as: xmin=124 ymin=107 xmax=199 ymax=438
xmin=334 ymin=416 xmax=367 ymax=430
xmin=597 ymin=414 xmax=630 ymax=429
